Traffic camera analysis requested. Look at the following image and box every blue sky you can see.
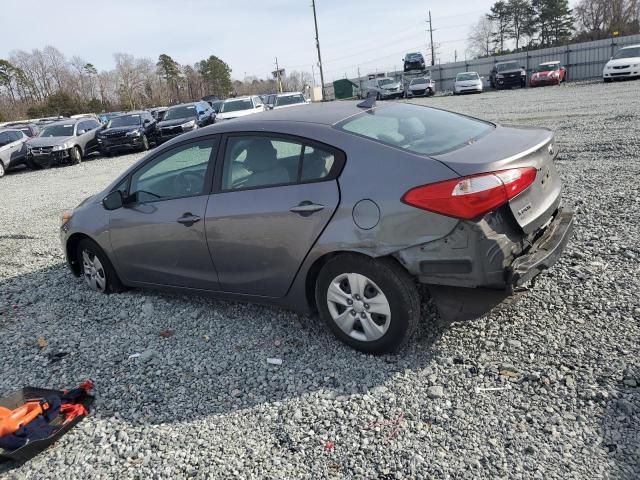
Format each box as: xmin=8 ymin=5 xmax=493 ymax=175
xmin=0 ymin=0 xmax=576 ymax=82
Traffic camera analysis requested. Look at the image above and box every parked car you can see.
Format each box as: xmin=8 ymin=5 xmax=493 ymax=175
xmin=71 ymin=113 xmax=102 ymax=123
xmin=97 ymin=112 xmax=123 ymax=125
xmin=270 ymin=92 xmax=309 ymax=109
xmin=4 ymin=122 xmax=40 ymax=138
xmin=26 ymin=117 xmax=102 ymax=168
xmin=490 ymin=61 xmax=527 ymax=89
xmin=60 ymin=100 xmax=573 ymax=354
xmin=0 ymin=129 xmax=30 ymax=178
xmin=405 ymin=77 xmax=436 ymax=97
xmin=403 ymin=52 xmax=426 ymax=72
xmin=603 ymin=44 xmax=640 ymax=83
xmin=453 ymin=72 xmax=484 ymax=95
xmin=530 ymin=61 xmax=566 ymax=87
xmin=363 ymin=77 xmax=404 ymax=100
xmin=156 ymin=101 xmax=215 ymax=144
xmin=96 ymin=111 xmax=156 ymax=156
xmin=216 ymin=96 xmax=266 ymax=121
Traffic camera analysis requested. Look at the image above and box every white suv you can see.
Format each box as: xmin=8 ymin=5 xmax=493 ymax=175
xmin=603 ymin=45 xmax=640 ymax=83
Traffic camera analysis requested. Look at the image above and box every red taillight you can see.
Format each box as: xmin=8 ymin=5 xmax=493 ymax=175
xmin=402 ymin=167 xmax=537 ymax=220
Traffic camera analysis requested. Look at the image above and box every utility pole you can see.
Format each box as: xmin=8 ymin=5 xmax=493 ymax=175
xmin=311 ymin=0 xmax=326 ymax=101
xmin=357 ymin=67 xmax=362 ymax=96
xmin=428 ymin=11 xmax=435 ymax=67
xmin=454 ymin=50 xmax=458 ymax=63
xmin=274 ymin=57 xmax=283 ymax=93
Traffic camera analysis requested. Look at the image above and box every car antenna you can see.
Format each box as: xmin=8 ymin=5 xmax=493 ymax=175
xmin=357 ymin=96 xmax=376 ymax=109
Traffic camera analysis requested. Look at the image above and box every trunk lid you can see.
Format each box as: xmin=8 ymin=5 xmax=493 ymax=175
xmin=432 ymin=125 xmax=562 ymax=234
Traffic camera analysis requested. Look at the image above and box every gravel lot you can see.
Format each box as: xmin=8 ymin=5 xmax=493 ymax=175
xmin=1 ymin=80 xmax=639 ymax=479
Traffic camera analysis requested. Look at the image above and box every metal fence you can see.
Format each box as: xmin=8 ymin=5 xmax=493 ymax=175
xmin=326 ymin=34 xmax=640 ymax=98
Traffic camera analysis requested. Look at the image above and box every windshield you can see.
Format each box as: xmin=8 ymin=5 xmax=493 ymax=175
xmin=613 ymin=47 xmax=640 ymax=59
xmin=497 ymin=62 xmax=520 ymax=72
xmin=338 ymin=104 xmax=493 ymax=156
xmin=456 ymin=73 xmax=479 ymax=81
xmin=410 ymin=78 xmax=428 ymax=85
xmin=107 ymin=114 xmax=142 ymax=128
xmin=40 ymin=124 xmax=74 ymax=137
xmin=276 ymin=94 xmax=305 ymax=106
xmin=378 ymin=79 xmax=394 ymax=86
xmin=164 ymin=105 xmax=197 ymax=121
xmin=538 ymin=64 xmax=559 ymax=72
xmin=221 ymin=99 xmax=253 ymax=113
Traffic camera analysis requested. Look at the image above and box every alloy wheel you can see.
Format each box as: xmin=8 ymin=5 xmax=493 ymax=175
xmin=326 ymin=273 xmax=391 ymax=342
xmin=82 ymin=249 xmax=107 ymax=292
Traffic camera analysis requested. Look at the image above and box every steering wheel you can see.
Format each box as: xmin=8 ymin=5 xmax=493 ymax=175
xmin=173 ymin=171 xmax=202 ymax=196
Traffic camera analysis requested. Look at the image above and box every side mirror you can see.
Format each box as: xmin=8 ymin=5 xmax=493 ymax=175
xmin=144 ymin=119 xmax=151 ymax=124
xmin=103 ymin=190 xmax=124 ymax=210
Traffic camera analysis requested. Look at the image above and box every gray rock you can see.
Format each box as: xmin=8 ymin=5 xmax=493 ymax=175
xmin=427 ymin=386 xmax=445 ymax=399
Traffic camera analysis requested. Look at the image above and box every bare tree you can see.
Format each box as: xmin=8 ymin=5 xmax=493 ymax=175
xmin=468 ymin=16 xmax=497 ymax=58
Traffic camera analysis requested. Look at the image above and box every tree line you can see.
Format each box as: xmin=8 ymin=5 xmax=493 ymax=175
xmin=0 ymin=47 xmax=314 ymax=122
xmin=467 ymin=0 xmax=640 ymax=58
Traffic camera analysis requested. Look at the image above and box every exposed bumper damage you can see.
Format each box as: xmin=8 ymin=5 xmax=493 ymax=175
xmin=393 ymin=206 xmax=574 ymax=319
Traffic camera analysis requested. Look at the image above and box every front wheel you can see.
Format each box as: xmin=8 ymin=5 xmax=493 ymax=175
xmin=0 ymin=161 xmax=5 ymax=178
xmin=69 ymin=146 xmax=82 ymax=165
xmin=315 ymin=254 xmax=421 ymax=354
xmin=77 ymin=238 xmax=124 ymax=294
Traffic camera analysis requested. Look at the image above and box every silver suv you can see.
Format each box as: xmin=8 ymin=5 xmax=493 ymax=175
xmin=363 ymin=77 xmax=404 ymax=100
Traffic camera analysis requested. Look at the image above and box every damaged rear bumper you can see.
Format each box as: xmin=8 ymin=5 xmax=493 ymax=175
xmin=506 ymin=208 xmax=574 ymax=290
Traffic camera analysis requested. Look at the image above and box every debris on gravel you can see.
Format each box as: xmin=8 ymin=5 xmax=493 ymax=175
xmin=1 ymin=81 xmax=639 ymax=479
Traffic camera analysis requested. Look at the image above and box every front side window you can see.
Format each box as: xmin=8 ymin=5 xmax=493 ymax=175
xmin=338 ymin=103 xmax=494 ymax=156
xmin=222 ymin=136 xmax=337 ymax=190
xmin=0 ymin=132 xmax=10 ymax=146
xmin=129 ymin=139 xmax=216 ymax=203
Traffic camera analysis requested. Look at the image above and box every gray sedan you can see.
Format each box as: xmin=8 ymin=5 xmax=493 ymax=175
xmin=60 ymin=100 xmax=573 ymax=353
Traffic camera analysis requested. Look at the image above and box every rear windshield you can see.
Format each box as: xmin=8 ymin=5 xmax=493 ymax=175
xmin=337 ymin=104 xmax=493 ymax=156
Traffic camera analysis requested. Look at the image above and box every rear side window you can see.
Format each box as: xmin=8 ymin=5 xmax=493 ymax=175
xmin=337 ymin=103 xmax=494 ymax=156
xmin=221 ymin=136 xmax=338 ymax=191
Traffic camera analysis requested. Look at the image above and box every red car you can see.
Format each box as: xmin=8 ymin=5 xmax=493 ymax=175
xmin=530 ymin=61 xmax=567 ymax=87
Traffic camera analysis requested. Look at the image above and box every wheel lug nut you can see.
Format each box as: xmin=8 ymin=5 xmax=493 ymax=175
xmin=360 ymin=312 xmax=367 ymax=318
xmin=347 ymin=299 xmax=353 ymax=305
xmin=364 ymin=303 xmax=369 ymax=309
xmin=350 ymin=310 xmax=356 ymax=316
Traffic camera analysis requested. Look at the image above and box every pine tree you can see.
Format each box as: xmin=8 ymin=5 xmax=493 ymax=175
xmin=487 ymin=1 xmax=513 ymax=52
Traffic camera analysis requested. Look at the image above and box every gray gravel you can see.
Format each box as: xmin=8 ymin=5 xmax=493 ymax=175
xmin=1 ymin=80 xmax=639 ymax=479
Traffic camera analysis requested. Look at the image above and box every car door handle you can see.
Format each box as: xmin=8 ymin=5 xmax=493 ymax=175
xmin=177 ymin=213 xmax=201 ymax=226
xmin=290 ymin=202 xmax=325 ymax=216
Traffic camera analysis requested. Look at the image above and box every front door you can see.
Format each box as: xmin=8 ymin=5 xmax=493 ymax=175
xmin=205 ymin=134 xmax=342 ymax=297
xmin=109 ymin=138 xmax=220 ymax=290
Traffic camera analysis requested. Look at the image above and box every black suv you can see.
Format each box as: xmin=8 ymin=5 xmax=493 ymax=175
xmin=96 ymin=111 xmax=156 ymax=156
xmin=156 ymin=101 xmax=215 ymax=144
xmin=490 ymin=61 xmax=527 ymax=89
xmin=403 ymin=52 xmax=426 ymax=72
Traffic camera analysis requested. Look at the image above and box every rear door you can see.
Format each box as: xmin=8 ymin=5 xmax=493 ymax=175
xmin=204 ymin=133 xmax=343 ymax=297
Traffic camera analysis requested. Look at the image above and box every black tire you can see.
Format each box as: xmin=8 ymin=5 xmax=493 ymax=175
xmin=604 ymin=78 xmax=612 ymax=83
xmin=315 ymin=254 xmax=421 ymax=354
xmin=69 ymin=146 xmax=82 ymax=165
xmin=77 ymin=238 xmax=125 ymax=294
xmin=139 ymin=134 xmax=149 ymax=152
xmin=100 ymin=149 xmax=111 ymax=157
xmin=0 ymin=161 xmax=5 ymax=178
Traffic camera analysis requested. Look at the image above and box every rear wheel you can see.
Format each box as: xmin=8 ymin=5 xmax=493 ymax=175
xmin=77 ymin=238 xmax=124 ymax=294
xmin=315 ymin=254 xmax=421 ymax=354
xmin=69 ymin=146 xmax=82 ymax=165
